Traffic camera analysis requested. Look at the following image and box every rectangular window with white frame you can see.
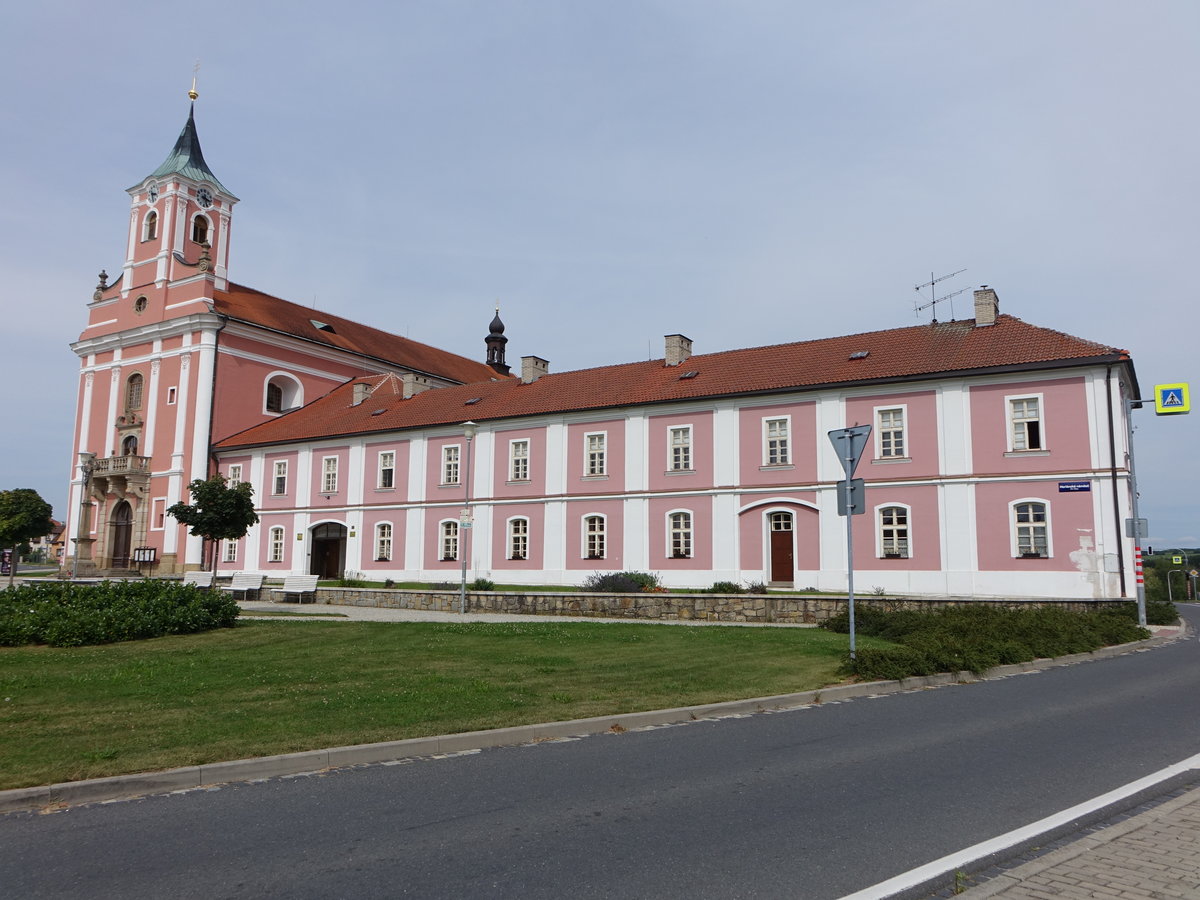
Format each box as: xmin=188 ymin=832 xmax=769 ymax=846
xmin=322 ymin=456 xmax=338 ymax=494
xmin=441 ymin=520 xmax=459 ymax=560
xmin=1013 ymin=501 xmax=1050 ymax=557
xmin=877 ymin=407 xmax=906 ymax=458
xmin=764 ymin=417 xmax=790 ymax=466
xmin=223 ymin=539 xmax=238 ymax=564
xmin=509 ymin=439 xmax=530 ymax=482
xmin=228 ymin=464 xmax=242 ymax=487
xmin=375 ymin=522 xmax=392 ymax=561
xmin=508 ymin=517 xmax=528 ymax=560
xmin=878 ymin=506 xmax=909 ymax=558
xmin=151 ymin=497 xmax=166 ymax=530
xmin=669 ymin=510 xmax=693 ymax=558
xmin=272 ymin=460 xmax=288 ymax=496
xmin=584 ymin=515 xmax=606 ymax=559
xmin=585 ymin=432 xmax=606 ymax=477
xmin=668 ymin=426 xmax=692 ymax=471
xmin=268 ymin=526 xmax=285 ymax=563
xmin=377 ymin=451 xmax=395 ymax=489
xmin=443 ymin=445 xmax=461 ymax=485
xmin=1008 ymin=395 xmax=1045 ymax=451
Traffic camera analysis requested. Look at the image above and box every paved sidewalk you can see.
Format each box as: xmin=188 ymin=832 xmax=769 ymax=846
xmin=957 ymin=783 xmax=1200 ymax=898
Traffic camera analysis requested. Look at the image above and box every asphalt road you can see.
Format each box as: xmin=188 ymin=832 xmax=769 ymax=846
xmin=3 ymin=608 xmax=1198 ymax=899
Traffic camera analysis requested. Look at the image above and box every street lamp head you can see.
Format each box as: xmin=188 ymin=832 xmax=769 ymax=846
xmin=462 ymin=420 xmax=478 ymax=440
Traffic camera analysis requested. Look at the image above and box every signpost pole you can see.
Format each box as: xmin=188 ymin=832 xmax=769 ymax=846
xmin=1124 ymin=397 xmax=1148 ymax=627
xmin=844 ymin=457 xmax=856 ymax=660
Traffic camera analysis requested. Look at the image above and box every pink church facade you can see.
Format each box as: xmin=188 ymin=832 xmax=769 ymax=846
xmin=67 ymin=104 xmax=1143 ymax=602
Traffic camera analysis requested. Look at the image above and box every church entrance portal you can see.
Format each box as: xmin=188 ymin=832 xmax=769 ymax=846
xmin=310 ymin=523 xmax=347 ymax=579
xmin=110 ymin=501 xmax=133 ymax=569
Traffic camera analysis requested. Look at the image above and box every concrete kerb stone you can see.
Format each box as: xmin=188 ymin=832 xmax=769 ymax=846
xmin=0 ymin=620 xmax=1186 ymax=816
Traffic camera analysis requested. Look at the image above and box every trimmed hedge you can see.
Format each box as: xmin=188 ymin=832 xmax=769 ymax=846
xmin=0 ymin=581 xmax=239 ymax=648
xmin=821 ymin=605 xmax=1153 ymax=681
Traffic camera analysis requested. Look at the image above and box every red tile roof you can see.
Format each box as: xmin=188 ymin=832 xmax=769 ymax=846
xmin=215 ymin=315 xmax=1132 ymax=450
xmin=214 ymin=283 xmax=504 ymax=385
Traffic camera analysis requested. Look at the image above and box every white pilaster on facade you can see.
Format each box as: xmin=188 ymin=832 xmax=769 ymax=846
xmin=405 ymin=507 xmax=425 ymax=573
xmin=476 ymin=430 xmax=495 ymax=499
xmin=293 ymin=512 xmax=310 ymax=576
xmin=295 ymin=447 xmax=313 ymax=508
xmin=936 ymin=381 xmax=971 ymax=476
xmin=623 ymin=497 xmax=649 ymax=572
xmin=939 ymin=481 xmax=978 ymax=595
xmin=542 ymin=500 xmax=566 ymax=582
xmin=245 ymin=452 xmax=265 ymax=565
xmin=624 ymin=413 xmax=646 ymax=493
xmin=712 ymin=403 xmax=738 ymax=488
xmin=347 ymin=441 xmax=365 ymax=507
xmin=144 ymin=358 xmax=161 ymax=460
xmin=711 ymin=492 xmax=739 ymax=580
xmin=814 ymin=392 xmax=846 ymax=483
xmin=104 ymin=367 xmax=121 ymax=458
xmin=184 ymin=329 xmax=220 ymax=567
xmin=407 ymin=436 xmax=427 ymax=502
xmin=122 ymin=209 xmax=139 ymax=292
xmin=544 ymin=422 xmax=566 ymax=494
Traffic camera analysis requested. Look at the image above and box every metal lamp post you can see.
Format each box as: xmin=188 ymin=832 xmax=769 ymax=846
xmin=458 ymin=421 xmax=477 ymax=615
xmin=1167 ymin=570 xmax=1183 ymax=604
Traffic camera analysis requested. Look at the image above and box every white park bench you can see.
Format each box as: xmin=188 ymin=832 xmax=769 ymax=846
xmin=222 ymin=572 xmax=265 ymax=601
xmin=181 ymin=571 xmax=215 ymax=589
xmin=271 ymin=575 xmax=320 ymax=604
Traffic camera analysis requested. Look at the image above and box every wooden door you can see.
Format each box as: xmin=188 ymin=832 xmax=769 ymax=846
xmin=769 ymin=512 xmax=794 ymax=582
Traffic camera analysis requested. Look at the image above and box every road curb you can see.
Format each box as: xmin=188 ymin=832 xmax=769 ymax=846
xmin=0 ymin=621 xmax=1185 ymax=816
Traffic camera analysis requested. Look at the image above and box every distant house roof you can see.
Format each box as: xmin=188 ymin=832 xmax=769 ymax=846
xmin=213 ymin=284 xmax=505 ymax=385
xmin=215 ymin=315 xmax=1133 ymax=450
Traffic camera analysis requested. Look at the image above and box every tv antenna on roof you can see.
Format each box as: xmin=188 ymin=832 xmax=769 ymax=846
xmin=914 ymin=268 xmax=970 ymax=323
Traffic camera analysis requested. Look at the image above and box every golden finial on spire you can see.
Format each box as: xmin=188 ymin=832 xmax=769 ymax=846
xmin=188 ymin=59 xmax=200 ymax=101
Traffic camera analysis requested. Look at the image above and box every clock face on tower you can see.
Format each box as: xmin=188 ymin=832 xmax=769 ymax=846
xmin=146 ymin=183 xmax=158 ymax=204
xmin=196 ymin=187 xmax=213 ymax=208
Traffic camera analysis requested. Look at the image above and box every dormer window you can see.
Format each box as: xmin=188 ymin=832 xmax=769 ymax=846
xmin=143 ymin=210 xmax=158 ymax=242
xmin=191 ymin=214 xmax=209 ymax=244
xmin=266 ymin=382 xmax=284 ymax=413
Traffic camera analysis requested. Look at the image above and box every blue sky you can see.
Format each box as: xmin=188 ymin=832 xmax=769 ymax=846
xmin=2 ymin=1 xmax=1197 ymax=548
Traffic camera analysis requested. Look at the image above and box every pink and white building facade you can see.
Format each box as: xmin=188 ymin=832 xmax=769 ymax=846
xmin=68 ymin=105 xmax=1143 ymax=601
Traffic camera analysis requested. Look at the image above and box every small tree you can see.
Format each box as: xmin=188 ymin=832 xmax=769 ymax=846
xmin=167 ymin=475 xmax=259 ymax=577
xmin=0 ymin=488 xmax=55 ymax=587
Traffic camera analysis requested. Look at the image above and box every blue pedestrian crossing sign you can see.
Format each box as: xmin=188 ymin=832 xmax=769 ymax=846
xmin=1154 ymin=383 xmax=1190 ymax=416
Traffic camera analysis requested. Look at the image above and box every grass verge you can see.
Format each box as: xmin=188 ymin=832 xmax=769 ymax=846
xmin=0 ymin=620 xmax=883 ymax=790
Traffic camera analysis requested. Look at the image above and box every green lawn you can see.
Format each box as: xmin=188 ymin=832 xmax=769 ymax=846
xmin=0 ymin=619 xmax=879 ymax=790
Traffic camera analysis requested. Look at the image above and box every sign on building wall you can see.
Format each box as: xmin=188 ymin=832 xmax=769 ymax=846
xmin=1058 ymin=481 xmax=1091 ymax=492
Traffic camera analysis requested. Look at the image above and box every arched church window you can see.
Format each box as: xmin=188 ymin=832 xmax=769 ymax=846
xmin=265 ymin=382 xmax=284 ymax=413
xmin=122 ymin=435 xmax=139 ymax=456
xmin=125 ymin=373 xmax=144 ymax=411
xmin=264 ymin=374 xmax=303 ymax=414
xmin=191 ymin=215 xmax=209 ymax=244
xmin=143 ymin=210 xmax=158 ymax=242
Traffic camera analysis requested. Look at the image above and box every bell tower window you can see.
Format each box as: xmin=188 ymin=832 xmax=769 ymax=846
xmin=125 ymin=373 xmax=144 ymax=411
xmin=143 ymin=210 xmax=158 ymax=242
xmin=191 ymin=214 xmax=209 ymax=244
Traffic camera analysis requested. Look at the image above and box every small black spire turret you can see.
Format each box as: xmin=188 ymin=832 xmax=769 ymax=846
xmin=486 ymin=305 xmax=509 ymax=375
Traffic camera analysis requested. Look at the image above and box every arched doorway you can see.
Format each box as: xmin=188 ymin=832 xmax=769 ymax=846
xmin=768 ymin=511 xmax=794 ymax=584
xmin=110 ymin=501 xmax=133 ymax=569
xmin=310 ymin=523 xmax=347 ymax=579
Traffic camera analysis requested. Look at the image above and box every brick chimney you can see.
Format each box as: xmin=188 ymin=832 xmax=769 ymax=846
xmin=664 ymin=334 xmax=693 ymax=367
xmin=401 ymin=372 xmax=432 ymax=399
xmin=973 ymin=287 xmax=999 ymax=326
xmin=521 ymin=356 xmax=549 ymax=384
xmin=351 ymin=382 xmax=373 ymax=406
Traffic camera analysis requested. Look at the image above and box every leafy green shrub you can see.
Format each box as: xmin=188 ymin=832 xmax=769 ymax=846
xmin=708 ymin=581 xmax=743 ymax=594
xmin=581 ymin=571 xmax=663 ymax=593
xmin=1110 ymin=599 xmax=1179 ymax=626
xmin=470 ymin=577 xmax=496 ymax=591
xmin=744 ymin=582 xmax=767 ymax=594
xmin=822 ymin=604 xmax=1150 ymax=679
xmin=0 ymin=580 xmax=239 ymax=648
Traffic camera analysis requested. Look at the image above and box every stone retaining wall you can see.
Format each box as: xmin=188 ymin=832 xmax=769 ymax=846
xmin=312 ymin=587 xmax=1118 ymax=624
